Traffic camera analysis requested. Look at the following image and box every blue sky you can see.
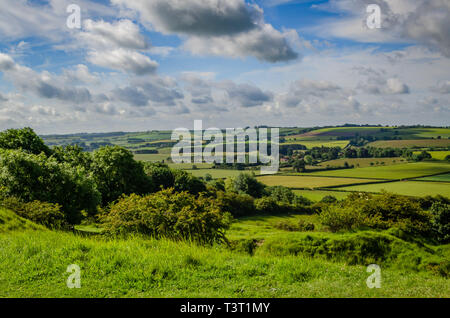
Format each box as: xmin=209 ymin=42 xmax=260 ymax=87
xmin=0 ymin=0 xmax=449 ymax=134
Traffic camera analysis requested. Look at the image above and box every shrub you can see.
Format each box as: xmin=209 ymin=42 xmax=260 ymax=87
xmin=319 ymin=192 xmax=432 ymax=234
xmin=431 ymin=202 xmax=450 ymax=243
xmin=214 ymin=191 xmax=255 ymax=217
xmin=1 ymin=197 xmax=67 ymax=229
xmin=319 ymin=205 xmax=375 ymax=232
xmin=254 ymin=197 xmax=284 ymax=214
xmin=101 ymin=189 xmax=232 ymax=245
xmin=321 ymin=195 xmax=338 ymax=204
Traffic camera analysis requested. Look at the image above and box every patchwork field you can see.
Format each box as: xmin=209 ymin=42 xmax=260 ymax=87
xmin=367 ymin=139 xmax=450 ymax=148
xmin=134 ymin=153 xmax=171 ymax=162
xmin=257 ymin=175 xmax=379 ymax=189
xmin=415 ymin=173 xmax=450 ymax=182
xmin=413 ymin=151 xmax=450 ymax=160
xmin=310 ymin=162 xmax=450 ymax=180
xmin=188 ymin=169 xmax=258 ymax=179
xmin=317 ymin=157 xmax=405 ymax=168
xmin=281 ymin=140 xmax=350 ymax=149
xmin=339 ymin=181 xmax=450 ymax=197
xmin=292 ymin=190 xmax=350 ymax=201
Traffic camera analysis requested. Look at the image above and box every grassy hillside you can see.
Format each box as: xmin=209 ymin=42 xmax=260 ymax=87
xmin=0 ymin=228 xmax=449 ymax=298
xmin=0 ymin=208 xmax=45 ymax=233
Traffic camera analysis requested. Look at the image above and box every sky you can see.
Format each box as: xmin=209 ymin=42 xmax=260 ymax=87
xmin=0 ymin=0 xmax=449 ymax=134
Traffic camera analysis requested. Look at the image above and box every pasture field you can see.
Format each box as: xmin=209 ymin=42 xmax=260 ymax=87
xmin=415 ymin=173 xmax=450 ymax=182
xmin=281 ymin=140 xmax=349 ymax=149
xmin=310 ymin=162 xmax=450 ymax=180
xmin=168 ymin=163 xmax=213 ymax=169
xmin=317 ymin=157 xmax=405 ymax=168
xmin=292 ymin=190 xmax=350 ymax=201
xmin=339 ymin=181 xmax=450 ymax=197
xmin=367 ymin=139 xmax=450 ymax=148
xmin=188 ymin=169 xmax=258 ymax=179
xmin=257 ymin=175 xmax=379 ymax=189
xmin=134 ymin=153 xmax=171 ymax=162
xmin=413 ymin=151 xmax=450 ymax=160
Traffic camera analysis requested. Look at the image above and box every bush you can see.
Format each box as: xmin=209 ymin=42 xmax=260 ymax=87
xmin=101 ymin=189 xmax=232 ymax=245
xmin=319 ymin=205 xmax=375 ymax=232
xmin=274 ymin=220 xmax=315 ymax=232
xmin=0 ymin=149 xmax=100 ymax=224
xmin=319 ymin=192 xmax=432 ymax=234
xmin=1 ymin=197 xmax=67 ymax=229
xmin=215 ymin=191 xmax=255 ymax=217
xmin=254 ymin=197 xmax=285 ymax=214
xmin=431 ymin=202 xmax=450 ymax=243
xmin=321 ymin=195 xmax=338 ymax=204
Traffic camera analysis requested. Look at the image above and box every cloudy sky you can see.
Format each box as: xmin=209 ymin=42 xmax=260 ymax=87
xmin=0 ymin=0 xmax=449 ymax=134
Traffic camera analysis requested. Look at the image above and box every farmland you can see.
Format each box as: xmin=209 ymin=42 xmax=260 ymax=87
xmin=340 ymin=181 xmax=450 ymax=198
xmin=367 ymin=139 xmax=450 ymax=148
xmin=309 ymin=162 xmax=450 ymax=180
xmin=257 ymin=175 xmax=379 ymax=189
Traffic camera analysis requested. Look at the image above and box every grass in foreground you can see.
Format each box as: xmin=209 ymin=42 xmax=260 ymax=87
xmin=1 ymin=229 xmax=449 ymax=298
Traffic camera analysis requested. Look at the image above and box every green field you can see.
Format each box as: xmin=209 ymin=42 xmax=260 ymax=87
xmin=310 ymin=162 xmax=450 ymax=180
xmin=339 ymin=181 xmax=450 ymax=197
xmin=189 ymin=169 xmax=258 ymax=179
xmin=367 ymin=139 xmax=450 ymax=148
xmin=281 ymin=140 xmax=349 ymax=149
xmin=257 ymin=175 xmax=379 ymax=189
xmin=317 ymin=157 xmax=405 ymax=168
xmin=292 ymin=190 xmax=350 ymax=201
xmin=416 ymin=173 xmax=450 ymax=182
xmin=134 ymin=153 xmax=171 ymax=162
xmin=413 ymin=151 xmax=450 ymax=160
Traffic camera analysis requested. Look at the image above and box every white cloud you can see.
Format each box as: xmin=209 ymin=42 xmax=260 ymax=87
xmin=87 ymin=49 xmax=158 ymax=75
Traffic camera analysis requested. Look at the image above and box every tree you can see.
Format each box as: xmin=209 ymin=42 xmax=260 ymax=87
xmin=0 ymin=149 xmax=100 ymax=224
xmin=292 ymin=159 xmax=306 ymax=172
xmin=143 ymin=162 xmax=175 ymax=191
xmin=0 ymin=127 xmax=51 ymax=156
xmin=172 ymin=169 xmax=206 ymax=195
xmin=91 ymin=146 xmax=153 ymax=204
xmin=227 ymin=173 xmax=266 ymax=198
xmin=52 ymin=145 xmax=92 ymax=170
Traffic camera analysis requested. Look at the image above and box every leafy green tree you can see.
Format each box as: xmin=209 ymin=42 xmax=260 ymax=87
xmin=292 ymin=159 xmax=306 ymax=172
xmin=226 ymin=173 xmax=266 ymax=198
xmin=143 ymin=162 xmax=175 ymax=191
xmin=172 ymin=169 xmax=206 ymax=195
xmin=0 ymin=149 xmax=100 ymax=224
xmin=91 ymin=146 xmax=153 ymax=205
xmin=0 ymin=127 xmax=51 ymax=155
xmin=52 ymin=145 xmax=92 ymax=170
